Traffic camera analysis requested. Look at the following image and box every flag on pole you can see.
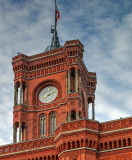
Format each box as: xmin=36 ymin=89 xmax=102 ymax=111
xmin=56 ymin=4 xmax=60 ymax=23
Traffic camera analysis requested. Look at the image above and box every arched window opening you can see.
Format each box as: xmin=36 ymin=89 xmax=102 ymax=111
xmin=40 ymin=157 xmax=42 ymax=160
xmin=109 ymin=142 xmax=112 ymax=149
xmin=22 ymin=82 xmax=26 ymax=105
xmin=72 ymin=141 xmax=75 ymax=149
xmin=44 ymin=156 xmax=46 ymax=160
xmin=100 ymin=143 xmax=103 ymax=151
xmin=56 ymin=155 xmax=59 ymax=160
xmin=40 ymin=114 xmax=46 ymax=137
xmin=77 ymin=140 xmax=80 ymax=148
xmin=81 ymin=139 xmax=84 ymax=147
xmin=93 ymin=141 xmax=96 ymax=148
xmin=114 ymin=141 xmax=117 ymax=148
xmin=16 ymin=123 xmax=19 ymax=143
xmin=17 ymin=83 xmax=20 ymax=105
xmin=73 ymin=51 xmax=75 ymax=55
xmin=52 ymin=155 xmax=55 ymax=160
xmin=68 ymin=142 xmax=71 ymax=149
xmin=88 ymin=103 xmax=92 ymax=119
xmin=14 ymin=122 xmax=27 ymax=143
xmin=71 ymin=110 xmax=76 ymax=121
xmin=50 ymin=112 xmax=56 ymax=134
xmin=70 ymin=68 xmax=75 ymax=92
xmin=123 ymin=139 xmax=126 ymax=147
xmin=86 ymin=139 xmax=88 ymax=147
xmin=89 ymin=140 xmax=92 ymax=148
xmin=88 ymin=97 xmax=93 ymax=119
xmin=128 ymin=138 xmax=131 ymax=146
xmin=21 ymin=122 xmax=26 ymax=142
xmin=105 ymin=142 xmax=108 ymax=150
xmin=118 ymin=140 xmax=121 ymax=148
xmin=63 ymin=143 xmax=66 ymax=150
xmin=14 ymin=81 xmax=28 ymax=106
xmin=48 ymin=156 xmax=50 ymax=160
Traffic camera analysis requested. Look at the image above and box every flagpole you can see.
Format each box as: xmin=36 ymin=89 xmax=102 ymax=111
xmin=54 ymin=0 xmax=57 ymax=48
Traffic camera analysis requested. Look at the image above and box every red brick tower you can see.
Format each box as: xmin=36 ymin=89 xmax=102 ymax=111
xmin=0 ymin=1 xmax=131 ymax=159
xmin=12 ymin=39 xmax=97 ymax=159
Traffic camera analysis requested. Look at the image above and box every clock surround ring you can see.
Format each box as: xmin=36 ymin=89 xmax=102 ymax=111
xmin=32 ymin=79 xmax=62 ymax=105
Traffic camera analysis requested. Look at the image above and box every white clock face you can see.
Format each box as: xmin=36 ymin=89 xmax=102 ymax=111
xmin=39 ymin=86 xmax=58 ymax=103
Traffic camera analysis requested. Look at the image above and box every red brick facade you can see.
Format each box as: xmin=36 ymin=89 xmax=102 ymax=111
xmin=0 ymin=40 xmax=131 ymax=160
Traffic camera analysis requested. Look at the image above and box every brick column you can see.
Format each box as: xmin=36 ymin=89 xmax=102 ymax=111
xmin=75 ymin=69 xmax=78 ymax=92
xmin=26 ymin=86 xmax=28 ymax=106
xmin=19 ymin=123 xmax=21 ymax=142
xmin=68 ymin=112 xmax=71 ymax=121
xmin=87 ymin=104 xmax=89 ymax=119
xmin=79 ymin=76 xmax=82 ymax=95
xmin=13 ymin=126 xmax=16 ymax=143
xmin=14 ymin=86 xmax=17 ymax=106
xmin=25 ymin=126 xmax=27 ymax=141
xmin=68 ymin=71 xmax=71 ymax=93
xmin=20 ymin=83 xmax=23 ymax=105
xmin=76 ymin=112 xmax=79 ymax=120
xmin=92 ymin=102 xmax=95 ymax=120
xmin=16 ymin=88 xmax=18 ymax=105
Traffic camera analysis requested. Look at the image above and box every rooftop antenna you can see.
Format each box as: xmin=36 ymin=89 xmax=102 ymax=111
xmin=50 ymin=0 xmax=60 ymax=50
xmin=45 ymin=0 xmax=60 ymax=52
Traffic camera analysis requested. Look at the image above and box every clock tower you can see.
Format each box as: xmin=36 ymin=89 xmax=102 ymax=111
xmin=12 ymin=39 xmax=97 ymax=143
xmin=0 ymin=1 xmax=131 ymax=159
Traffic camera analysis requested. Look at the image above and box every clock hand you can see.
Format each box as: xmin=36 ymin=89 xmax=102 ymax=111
xmin=43 ymin=90 xmax=56 ymax=98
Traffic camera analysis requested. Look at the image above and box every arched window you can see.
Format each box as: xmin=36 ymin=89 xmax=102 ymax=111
xmin=114 ymin=141 xmax=117 ymax=148
xmin=118 ymin=140 xmax=121 ymax=148
xmin=109 ymin=142 xmax=112 ymax=149
xmin=68 ymin=142 xmax=71 ymax=149
xmin=71 ymin=110 xmax=76 ymax=121
xmin=123 ymin=139 xmax=126 ymax=147
xmin=128 ymin=138 xmax=131 ymax=146
xmin=50 ymin=112 xmax=56 ymax=134
xmin=40 ymin=114 xmax=46 ymax=137
xmin=100 ymin=143 xmax=103 ymax=151
xmin=70 ymin=68 xmax=75 ymax=92
xmin=72 ymin=141 xmax=75 ymax=149
xmin=105 ymin=142 xmax=108 ymax=150
xmin=88 ymin=97 xmax=92 ymax=119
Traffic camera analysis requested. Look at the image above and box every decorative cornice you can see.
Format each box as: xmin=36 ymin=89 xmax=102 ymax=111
xmin=54 ymin=128 xmax=99 ymax=141
xmin=58 ymin=147 xmax=96 ymax=157
xmin=98 ymin=146 xmax=132 ymax=153
xmin=0 ymin=145 xmax=56 ymax=157
xmin=100 ymin=127 xmax=132 ymax=134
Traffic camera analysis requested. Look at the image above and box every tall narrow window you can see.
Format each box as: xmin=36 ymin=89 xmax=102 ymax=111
xmin=50 ymin=112 xmax=56 ymax=134
xmin=71 ymin=110 xmax=76 ymax=121
xmin=70 ymin=68 xmax=75 ymax=92
xmin=40 ymin=114 xmax=46 ymax=137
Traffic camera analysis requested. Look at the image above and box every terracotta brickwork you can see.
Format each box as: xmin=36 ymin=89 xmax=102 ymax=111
xmin=0 ymin=40 xmax=132 ymax=160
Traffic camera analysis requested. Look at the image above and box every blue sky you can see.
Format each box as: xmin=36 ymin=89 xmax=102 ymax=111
xmin=0 ymin=0 xmax=132 ymax=145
